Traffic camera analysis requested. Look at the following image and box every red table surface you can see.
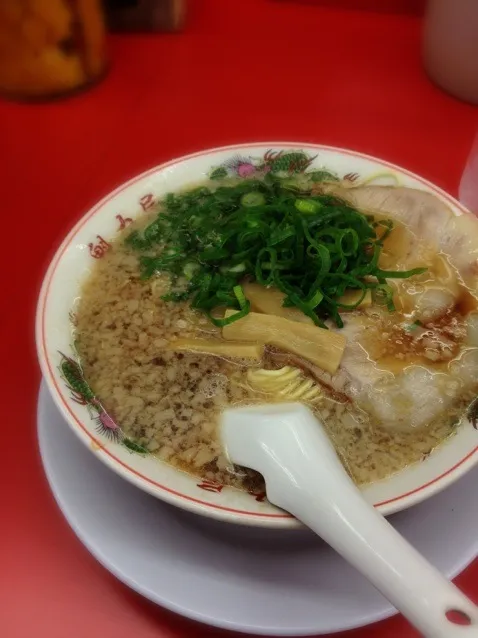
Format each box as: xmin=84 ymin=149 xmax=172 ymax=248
xmin=1 ymin=1 xmax=477 ymax=637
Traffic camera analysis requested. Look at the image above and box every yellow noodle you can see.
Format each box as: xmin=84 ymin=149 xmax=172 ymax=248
xmin=247 ymin=366 xmax=321 ymax=403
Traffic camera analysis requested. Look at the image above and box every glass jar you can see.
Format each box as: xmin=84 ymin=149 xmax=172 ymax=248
xmin=0 ymin=0 xmax=108 ymax=101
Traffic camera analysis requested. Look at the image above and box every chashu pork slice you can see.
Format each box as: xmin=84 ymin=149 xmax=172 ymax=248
xmin=277 ymin=186 xmax=478 ymax=431
xmin=324 ymin=184 xmax=478 ymax=292
xmin=275 ymin=312 xmax=478 ymax=432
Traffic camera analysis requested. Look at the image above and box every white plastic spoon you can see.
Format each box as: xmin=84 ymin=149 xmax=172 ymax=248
xmin=222 ymin=402 xmax=478 ymax=638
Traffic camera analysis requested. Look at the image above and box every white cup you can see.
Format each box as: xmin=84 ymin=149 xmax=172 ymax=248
xmin=423 ymin=0 xmax=478 ymax=104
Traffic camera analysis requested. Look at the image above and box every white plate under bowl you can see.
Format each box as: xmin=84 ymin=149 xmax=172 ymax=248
xmin=36 ymin=142 xmax=478 ymax=527
xmin=38 ymin=382 xmax=478 ymax=636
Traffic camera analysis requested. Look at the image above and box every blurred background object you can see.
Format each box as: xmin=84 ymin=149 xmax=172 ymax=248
xmin=459 ymin=130 xmax=478 ymax=214
xmin=273 ymin=0 xmax=425 ymax=15
xmin=104 ymin=0 xmax=186 ymax=32
xmin=423 ymin=0 xmax=478 ymax=104
xmin=0 ymin=0 xmax=108 ymax=101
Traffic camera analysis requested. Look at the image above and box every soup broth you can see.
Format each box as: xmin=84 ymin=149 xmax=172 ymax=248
xmin=74 ymin=177 xmax=478 ymax=492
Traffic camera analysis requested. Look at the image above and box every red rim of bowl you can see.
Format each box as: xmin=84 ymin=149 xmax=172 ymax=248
xmin=36 ymin=142 xmax=478 ymax=524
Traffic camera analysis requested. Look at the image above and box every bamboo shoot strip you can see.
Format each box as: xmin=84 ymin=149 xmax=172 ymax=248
xmin=222 ymin=311 xmax=346 ymax=374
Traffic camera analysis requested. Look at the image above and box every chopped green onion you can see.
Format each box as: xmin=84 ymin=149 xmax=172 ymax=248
xmin=269 ymin=226 xmax=297 ymax=246
xmin=183 ymin=263 xmax=199 ymax=280
xmin=295 ymin=198 xmax=320 ymax=214
xmin=373 ymin=284 xmax=396 ymax=312
xmin=199 ymin=248 xmax=230 ymax=262
xmin=241 ymin=192 xmax=266 ymax=207
xmin=228 ymin=262 xmax=246 ymax=273
xmin=374 ymin=267 xmax=427 ymax=279
xmin=306 ymin=289 xmax=324 ymax=309
xmin=125 ymin=177 xmax=427 ymax=328
xmin=233 ymin=284 xmax=248 ymax=309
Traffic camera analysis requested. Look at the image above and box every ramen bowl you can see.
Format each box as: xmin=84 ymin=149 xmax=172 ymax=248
xmin=35 ymin=143 xmax=478 ymax=528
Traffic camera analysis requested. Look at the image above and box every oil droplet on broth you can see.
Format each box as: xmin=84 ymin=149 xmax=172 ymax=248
xmin=199 ymin=373 xmax=229 ymax=399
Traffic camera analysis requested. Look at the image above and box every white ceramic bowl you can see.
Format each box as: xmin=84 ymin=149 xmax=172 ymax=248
xmin=36 ymin=143 xmax=478 ymax=528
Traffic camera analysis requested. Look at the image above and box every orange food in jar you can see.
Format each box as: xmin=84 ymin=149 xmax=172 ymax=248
xmin=0 ymin=0 xmax=108 ymax=100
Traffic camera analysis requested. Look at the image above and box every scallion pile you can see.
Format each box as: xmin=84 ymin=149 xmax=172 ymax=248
xmin=125 ymin=176 xmax=425 ymax=328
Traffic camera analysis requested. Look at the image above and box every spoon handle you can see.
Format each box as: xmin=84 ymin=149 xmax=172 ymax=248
xmin=224 ymin=404 xmax=478 ymax=638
